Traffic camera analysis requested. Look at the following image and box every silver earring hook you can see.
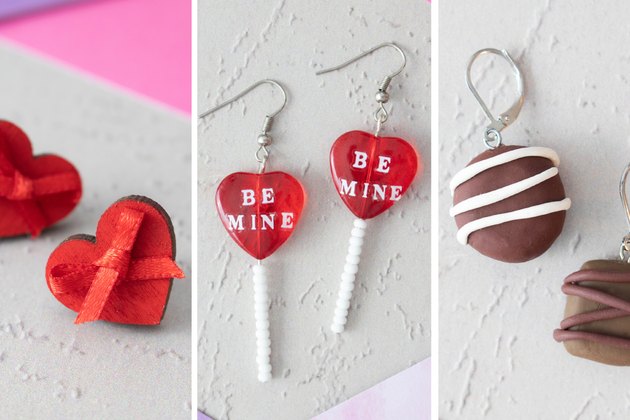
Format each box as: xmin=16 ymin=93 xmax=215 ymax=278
xmin=199 ymin=79 xmax=288 ymax=174
xmin=619 ymin=162 xmax=630 ymax=261
xmin=316 ymin=42 xmax=406 ymax=91
xmin=199 ymin=79 xmax=287 ymax=119
xmin=466 ymin=48 xmax=525 ymax=150
xmin=316 ymin=42 xmax=406 ymax=137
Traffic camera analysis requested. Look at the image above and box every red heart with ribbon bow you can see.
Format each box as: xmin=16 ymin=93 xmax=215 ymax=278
xmin=330 ymin=130 xmax=421 ymax=219
xmin=45 ymin=196 xmax=185 ymax=325
xmin=0 ymin=120 xmax=82 ymax=237
xmin=215 ymin=171 xmax=306 ymax=260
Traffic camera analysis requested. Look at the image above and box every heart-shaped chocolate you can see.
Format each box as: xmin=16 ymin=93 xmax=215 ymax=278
xmin=45 ymin=196 xmax=184 ymax=325
xmin=215 ymin=171 xmax=305 ymax=260
xmin=330 ymin=130 xmax=420 ymax=219
xmin=0 ymin=120 xmax=82 ymax=237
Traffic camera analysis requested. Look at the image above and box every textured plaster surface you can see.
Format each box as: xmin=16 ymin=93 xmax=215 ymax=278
xmin=197 ymin=1 xmax=430 ymax=418
xmin=0 ymin=43 xmax=191 ymax=418
xmin=440 ymin=1 xmax=630 ymax=418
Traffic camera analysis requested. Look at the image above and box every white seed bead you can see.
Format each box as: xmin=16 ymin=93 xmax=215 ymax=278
xmin=331 ymin=219 xmax=367 ymax=334
xmin=257 ymin=346 xmax=271 ymax=357
xmin=349 ymin=236 xmax=364 ymax=247
xmin=334 ymin=306 xmax=349 ymax=317
xmin=252 ymin=264 xmax=267 ymax=274
xmin=343 ymin=263 xmax=359 ymax=274
xmin=348 ymin=245 xmax=362 ymax=255
xmin=353 ymin=219 xmax=367 ymax=229
xmin=351 ymin=227 xmax=366 ymax=238
xmin=345 ymin=254 xmax=360 ymax=265
xmin=256 ymin=320 xmax=270 ymax=330
xmin=338 ymin=289 xmax=353 ymax=301
xmin=341 ymin=272 xmax=355 ymax=282
xmin=253 ymin=264 xmax=272 ymax=382
xmin=333 ymin=314 xmax=347 ymax=326
xmin=340 ymin=281 xmax=355 ymax=292
xmin=331 ymin=323 xmax=345 ymax=334
xmin=337 ymin=299 xmax=351 ymax=310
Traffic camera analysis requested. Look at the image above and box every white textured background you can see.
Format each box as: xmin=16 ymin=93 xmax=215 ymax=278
xmin=440 ymin=1 xmax=630 ymax=418
xmin=197 ymin=1 xmax=430 ymax=418
xmin=0 ymin=42 xmax=191 ymax=418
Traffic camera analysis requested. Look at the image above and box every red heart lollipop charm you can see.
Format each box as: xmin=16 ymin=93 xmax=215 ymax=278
xmin=45 ymin=196 xmax=185 ymax=325
xmin=216 ymin=171 xmax=306 ymax=260
xmin=330 ymin=130 xmax=420 ymax=219
xmin=0 ymin=120 xmax=82 ymax=237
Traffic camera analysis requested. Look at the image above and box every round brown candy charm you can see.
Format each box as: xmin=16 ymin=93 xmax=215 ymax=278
xmin=554 ymin=260 xmax=630 ymax=366
xmin=449 ymin=145 xmax=571 ymax=263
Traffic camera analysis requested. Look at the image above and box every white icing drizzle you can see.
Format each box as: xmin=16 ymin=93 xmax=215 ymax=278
xmin=456 ymin=198 xmax=572 ymax=245
xmin=450 ymin=167 xmax=559 ymax=217
xmin=449 ymin=146 xmax=560 ymax=195
xmin=450 ymin=146 xmax=571 ymax=245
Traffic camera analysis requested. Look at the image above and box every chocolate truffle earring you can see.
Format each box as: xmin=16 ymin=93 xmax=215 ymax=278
xmin=554 ymin=163 xmax=630 ymax=366
xmin=450 ymin=48 xmax=571 ymax=263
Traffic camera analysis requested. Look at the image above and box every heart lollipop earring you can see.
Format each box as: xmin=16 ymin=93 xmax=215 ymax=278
xmin=200 ymin=80 xmax=306 ymax=382
xmin=316 ymin=43 xmax=422 ymax=334
xmin=554 ymin=163 xmax=630 ymax=366
xmin=450 ymin=48 xmax=571 ymax=263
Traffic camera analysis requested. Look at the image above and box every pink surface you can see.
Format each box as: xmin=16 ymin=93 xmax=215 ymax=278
xmin=313 ymin=357 xmax=431 ymax=420
xmin=0 ymin=0 xmax=191 ymax=114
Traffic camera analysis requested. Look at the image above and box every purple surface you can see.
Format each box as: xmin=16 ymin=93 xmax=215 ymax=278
xmin=0 ymin=0 xmax=83 ymax=20
xmin=197 ymin=411 xmax=213 ymax=420
xmin=313 ymin=357 xmax=431 ymax=420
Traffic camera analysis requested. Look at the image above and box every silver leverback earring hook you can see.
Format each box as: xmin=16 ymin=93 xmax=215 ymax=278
xmin=466 ymin=48 xmax=525 ymax=150
xmin=619 ymin=162 xmax=630 ymax=261
xmin=316 ymin=42 xmax=407 ymax=136
xmin=199 ymin=79 xmax=288 ymax=173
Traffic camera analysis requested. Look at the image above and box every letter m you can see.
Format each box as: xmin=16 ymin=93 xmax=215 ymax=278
xmin=227 ymin=214 xmax=244 ymax=231
xmin=339 ymin=179 xmax=357 ymax=196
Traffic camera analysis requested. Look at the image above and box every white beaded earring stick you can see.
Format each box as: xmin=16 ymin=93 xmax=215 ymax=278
xmin=331 ymin=218 xmax=367 ymax=333
xmin=253 ymin=263 xmax=272 ymax=382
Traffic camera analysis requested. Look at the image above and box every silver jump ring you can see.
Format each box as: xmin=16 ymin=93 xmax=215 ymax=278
xmin=374 ymin=104 xmax=389 ymax=124
xmin=255 ymin=146 xmax=269 ymax=164
xmin=483 ymin=128 xmax=502 ymax=150
xmin=620 ymin=235 xmax=630 ymax=262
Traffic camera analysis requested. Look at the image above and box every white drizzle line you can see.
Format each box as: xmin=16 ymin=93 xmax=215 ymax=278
xmin=449 ymin=147 xmax=560 ymax=195
xmin=456 ymin=198 xmax=572 ymax=245
xmin=450 ymin=167 xmax=559 ymax=217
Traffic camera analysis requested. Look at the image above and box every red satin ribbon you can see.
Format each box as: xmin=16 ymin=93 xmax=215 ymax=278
xmin=0 ymin=168 xmax=81 ymax=236
xmin=48 ymin=207 xmax=184 ymax=324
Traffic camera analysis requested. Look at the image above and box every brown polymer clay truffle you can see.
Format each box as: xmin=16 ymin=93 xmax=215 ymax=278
xmin=451 ymin=145 xmax=569 ymax=263
xmin=554 ymin=260 xmax=630 ymax=366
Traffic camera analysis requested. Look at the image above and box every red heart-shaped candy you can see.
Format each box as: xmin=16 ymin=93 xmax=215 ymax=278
xmin=45 ymin=196 xmax=184 ymax=325
xmin=0 ymin=120 xmax=82 ymax=237
xmin=216 ymin=171 xmax=305 ymax=260
xmin=330 ymin=130 xmax=421 ymax=219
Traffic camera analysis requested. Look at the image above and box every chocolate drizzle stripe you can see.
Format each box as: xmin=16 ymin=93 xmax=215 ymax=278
xmin=555 ymin=269 xmax=630 ymax=349
xmin=450 ymin=167 xmax=559 ymax=217
xmin=449 ymin=146 xmax=560 ymax=194
xmin=455 ymin=198 xmax=571 ymax=245
xmin=553 ymin=329 xmax=630 ymax=350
